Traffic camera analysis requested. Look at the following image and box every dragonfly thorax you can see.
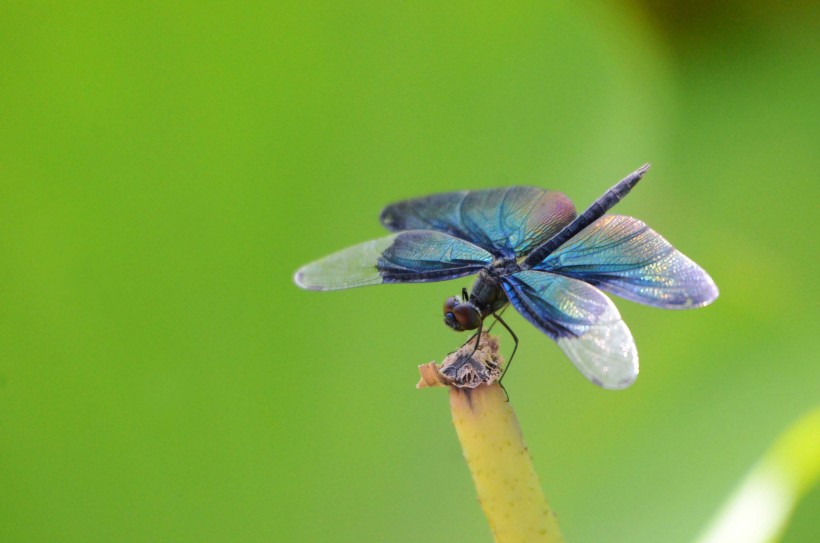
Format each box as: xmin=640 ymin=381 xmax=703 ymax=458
xmin=487 ymin=256 xmax=520 ymax=278
xmin=470 ymin=268 xmax=510 ymax=313
xmin=442 ymin=267 xmax=512 ymax=332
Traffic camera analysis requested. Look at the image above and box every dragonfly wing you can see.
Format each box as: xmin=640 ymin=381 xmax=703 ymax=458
xmin=294 ymin=230 xmax=492 ymax=291
xmin=380 ymin=187 xmax=576 ymax=258
xmin=503 ymin=270 xmax=638 ymax=389
xmin=535 ymin=215 xmax=718 ymax=309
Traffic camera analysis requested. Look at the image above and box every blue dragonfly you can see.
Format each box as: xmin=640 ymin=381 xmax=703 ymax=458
xmin=294 ymin=165 xmax=718 ymax=389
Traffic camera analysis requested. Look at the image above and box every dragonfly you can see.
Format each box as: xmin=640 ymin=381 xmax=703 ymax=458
xmin=294 ymin=164 xmax=718 ymax=389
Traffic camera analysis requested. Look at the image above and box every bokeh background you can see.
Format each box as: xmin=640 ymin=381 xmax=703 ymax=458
xmin=1 ymin=2 xmax=817 ymax=542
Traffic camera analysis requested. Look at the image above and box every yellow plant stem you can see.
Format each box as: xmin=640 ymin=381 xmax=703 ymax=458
xmin=450 ymin=384 xmax=564 ymax=543
xmin=418 ymin=333 xmax=564 ymax=543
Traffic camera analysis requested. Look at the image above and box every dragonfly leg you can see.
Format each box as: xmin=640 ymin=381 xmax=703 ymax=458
xmin=461 ymin=319 xmax=484 ymax=362
xmin=492 ymin=312 xmax=518 ymax=383
xmin=499 ymin=381 xmax=510 ymax=402
xmin=485 ymin=304 xmax=509 ymax=334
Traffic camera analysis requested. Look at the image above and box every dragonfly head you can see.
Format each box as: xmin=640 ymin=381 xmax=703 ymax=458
xmin=443 ymin=296 xmax=481 ymax=331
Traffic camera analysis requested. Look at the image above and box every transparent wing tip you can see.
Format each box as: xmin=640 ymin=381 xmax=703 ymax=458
xmin=293 ymin=265 xmax=325 ymax=291
xmin=557 ymin=327 xmax=640 ymax=390
xmin=590 ymin=367 xmax=639 ymax=390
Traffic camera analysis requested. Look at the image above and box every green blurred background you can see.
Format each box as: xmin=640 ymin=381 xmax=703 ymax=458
xmin=1 ymin=2 xmax=817 ymax=542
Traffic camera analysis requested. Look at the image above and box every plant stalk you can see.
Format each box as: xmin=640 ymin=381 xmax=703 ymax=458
xmin=418 ymin=334 xmax=564 ymax=543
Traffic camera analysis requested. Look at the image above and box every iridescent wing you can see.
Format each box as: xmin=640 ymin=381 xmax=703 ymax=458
xmin=533 ymin=215 xmax=719 ymax=309
xmin=502 ymin=270 xmax=638 ymax=389
xmin=380 ymin=187 xmax=576 ymax=258
xmin=294 ymin=230 xmax=492 ymax=291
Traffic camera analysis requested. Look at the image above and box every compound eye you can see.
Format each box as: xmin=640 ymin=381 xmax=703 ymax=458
xmin=453 ymin=304 xmax=481 ymax=330
xmin=443 ymin=296 xmax=460 ymax=314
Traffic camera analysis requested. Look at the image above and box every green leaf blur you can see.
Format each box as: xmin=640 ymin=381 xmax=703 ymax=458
xmin=1 ymin=2 xmax=817 ymax=542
